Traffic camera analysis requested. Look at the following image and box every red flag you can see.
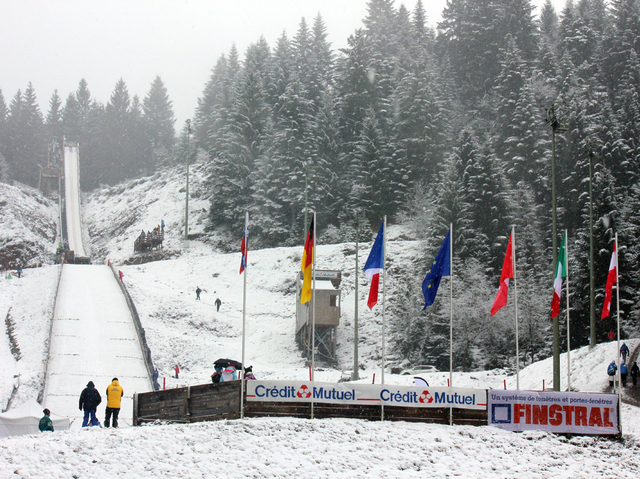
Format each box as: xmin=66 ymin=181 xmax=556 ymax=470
xmin=601 ymin=242 xmax=617 ymax=320
xmin=491 ymin=232 xmax=514 ymax=317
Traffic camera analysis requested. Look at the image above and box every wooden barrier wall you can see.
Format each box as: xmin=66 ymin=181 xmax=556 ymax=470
xmin=133 ymin=381 xmax=487 ymax=426
xmin=134 ymin=381 xmax=242 ymax=424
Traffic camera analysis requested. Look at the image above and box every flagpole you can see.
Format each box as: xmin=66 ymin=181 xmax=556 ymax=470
xmin=381 ymin=215 xmax=387 ymax=421
xmin=615 ymin=233 xmax=621 ymax=433
xmin=449 ymin=222 xmax=454 ymax=426
xmin=512 ymin=226 xmax=520 ymax=391
xmin=565 ymin=230 xmax=571 ymax=391
xmin=353 ymin=214 xmax=359 ymax=381
xmin=311 ymin=211 xmax=317 ymax=419
xmin=240 ymin=211 xmax=248 ymax=419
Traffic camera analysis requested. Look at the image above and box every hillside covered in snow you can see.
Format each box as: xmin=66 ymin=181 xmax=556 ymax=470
xmin=1 ymin=170 xmax=640 ymax=476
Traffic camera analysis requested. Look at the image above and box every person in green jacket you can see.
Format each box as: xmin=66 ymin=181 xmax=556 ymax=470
xmin=39 ymin=408 xmax=54 ymax=432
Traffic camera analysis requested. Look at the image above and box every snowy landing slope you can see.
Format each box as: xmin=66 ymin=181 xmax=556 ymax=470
xmin=43 ymin=265 xmax=151 ymax=426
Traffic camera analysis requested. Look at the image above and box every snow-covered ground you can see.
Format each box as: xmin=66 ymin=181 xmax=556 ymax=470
xmin=2 ymin=246 xmax=640 ymax=478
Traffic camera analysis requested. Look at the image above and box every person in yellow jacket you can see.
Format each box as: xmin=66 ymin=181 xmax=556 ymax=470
xmin=105 ymin=378 xmax=124 ymax=428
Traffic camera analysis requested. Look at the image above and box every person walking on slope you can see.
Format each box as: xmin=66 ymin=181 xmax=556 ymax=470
xmin=196 ymin=287 xmax=202 ymax=300
xmin=621 ymin=343 xmax=629 ymax=363
xmin=215 ymin=297 xmax=222 ymax=312
xmin=79 ymin=381 xmax=102 ymax=427
xmin=607 ymin=361 xmax=617 ymax=388
xmin=621 ymin=362 xmax=629 ymax=387
xmin=39 ymin=408 xmax=54 ymax=432
xmin=631 ymin=362 xmax=639 ymax=387
xmin=105 ymin=378 xmax=124 ymax=428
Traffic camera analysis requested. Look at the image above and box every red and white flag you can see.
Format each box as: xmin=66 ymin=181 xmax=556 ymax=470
xmin=491 ymin=232 xmax=514 ymax=317
xmin=601 ymin=241 xmax=617 ymax=320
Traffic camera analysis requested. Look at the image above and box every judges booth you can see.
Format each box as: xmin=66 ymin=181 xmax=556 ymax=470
xmin=295 ymin=270 xmax=341 ymax=363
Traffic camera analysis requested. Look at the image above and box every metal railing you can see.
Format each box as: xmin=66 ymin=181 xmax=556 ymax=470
xmin=109 ymin=264 xmax=155 ymax=390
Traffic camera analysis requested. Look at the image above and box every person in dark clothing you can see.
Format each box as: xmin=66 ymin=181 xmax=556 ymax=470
xmin=621 ymin=343 xmax=629 ymax=363
xmin=196 ymin=287 xmax=202 ymax=300
xmin=16 ymin=268 xmax=22 ymax=278
xmin=244 ymin=366 xmax=256 ymax=380
xmin=39 ymin=408 xmax=54 ymax=432
xmin=215 ymin=298 xmax=222 ymax=312
xmin=79 ymin=381 xmax=102 ymax=427
xmin=211 ymin=367 xmax=222 ymax=383
xmin=632 ymin=362 xmax=639 ymax=387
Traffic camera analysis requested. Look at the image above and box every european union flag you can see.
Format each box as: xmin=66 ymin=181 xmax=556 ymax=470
xmin=422 ymin=230 xmax=451 ymax=309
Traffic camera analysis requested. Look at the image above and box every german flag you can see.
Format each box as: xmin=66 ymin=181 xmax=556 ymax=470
xmin=300 ymin=217 xmax=314 ymax=304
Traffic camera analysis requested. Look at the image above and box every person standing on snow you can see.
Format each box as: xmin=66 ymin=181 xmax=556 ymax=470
xmin=105 ymin=378 xmax=124 ymax=428
xmin=215 ymin=297 xmax=222 ymax=312
xmin=211 ymin=367 xmax=223 ymax=383
xmin=631 ymin=362 xmax=639 ymax=388
xmin=196 ymin=287 xmax=202 ymax=300
xmin=220 ymin=365 xmax=237 ymax=382
xmin=118 ymin=270 xmax=124 ymax=282
xmin=607 ymin=361 xmax=617 ymax=388
xmin=174 ymin=365 xmax=180 ymax=379
xmin=244 ymin=366 xmax=256 ymax=380
xmin=621 ymin=362 xmax=629 ymax=387
xmin=39 ymin=408 xmax=54 ymax=432
xmin=79 ymin=381 xmax=102 ymax=427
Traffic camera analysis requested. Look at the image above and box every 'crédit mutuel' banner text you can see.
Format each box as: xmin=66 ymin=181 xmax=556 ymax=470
xmin=246 ymin=381 xmax=486 ymax=410
xmin=488 ymin=389 xmax=618 ymax=434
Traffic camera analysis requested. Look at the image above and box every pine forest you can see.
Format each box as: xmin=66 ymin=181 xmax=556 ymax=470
xmin=1 ymin=0 xmax=640 ymax=370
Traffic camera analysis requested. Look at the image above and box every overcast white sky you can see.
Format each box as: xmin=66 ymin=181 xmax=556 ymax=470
xmin=1 ymin=0 xmax=563 ymax=128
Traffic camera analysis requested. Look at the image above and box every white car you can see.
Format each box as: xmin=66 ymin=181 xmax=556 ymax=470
xmin=400 ymin=365 xmax=439 ymax=375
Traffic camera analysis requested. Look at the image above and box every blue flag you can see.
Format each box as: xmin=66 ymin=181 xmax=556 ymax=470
xmin=422 ymin=230 xmax=451 ymax=309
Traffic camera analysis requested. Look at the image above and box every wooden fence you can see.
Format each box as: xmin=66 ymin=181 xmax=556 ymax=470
xmin=133 ymin=381 xmax=487 ymax=426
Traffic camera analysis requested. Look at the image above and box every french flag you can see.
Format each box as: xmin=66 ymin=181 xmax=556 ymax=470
xmin=364 ymin=221 xmax=385 ymax=309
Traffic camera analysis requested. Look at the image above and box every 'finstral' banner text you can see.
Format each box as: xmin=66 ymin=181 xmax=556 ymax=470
xmin=246 ymin=381 xmax=486 ymax=410
xmin=488 ymin=389 xmax=618 ymax=435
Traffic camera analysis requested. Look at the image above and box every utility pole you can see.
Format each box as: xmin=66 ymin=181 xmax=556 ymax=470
xmin=184 ymin=119 xmax=191 ymax=243
xmin=546 ymin=105 xmax=566 ymax=391
xmin=588 ymin=144 xmax=599 ymax=349
xmin=304 ymin=173 xmax=308 ymax=240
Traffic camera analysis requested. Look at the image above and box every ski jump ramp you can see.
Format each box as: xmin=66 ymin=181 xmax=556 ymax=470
xmin=63 ymin=144 xmax=87 ymax=257
xmin=44 ymin=144 xmax=152 ymax=427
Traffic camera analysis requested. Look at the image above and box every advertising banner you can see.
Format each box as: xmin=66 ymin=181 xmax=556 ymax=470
xmin=488 ymin=389 xmax=618 ymax=435
xmin=246 ymin=381 xmax=486 ymax=410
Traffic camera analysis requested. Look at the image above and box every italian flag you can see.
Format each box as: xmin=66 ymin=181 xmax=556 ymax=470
xmin=550 ymin=232 xmax=567 ymax=318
